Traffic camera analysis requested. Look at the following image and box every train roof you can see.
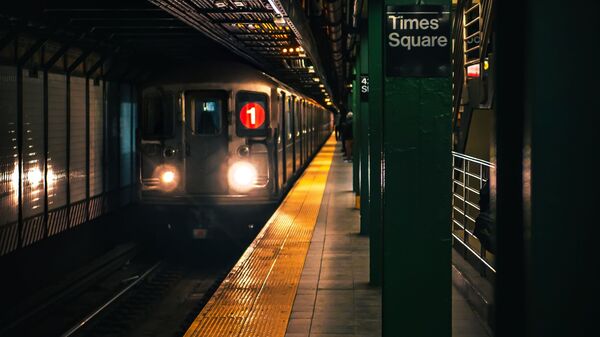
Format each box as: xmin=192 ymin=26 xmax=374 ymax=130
xmin=144 ymin=61 xmax=324 ymax=108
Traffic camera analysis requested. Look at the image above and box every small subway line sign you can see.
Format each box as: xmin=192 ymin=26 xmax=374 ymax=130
xmin=385 ymin=5 xmax=451 ymax=77
xmin=360 ymin=75 xmax=369 ymax=101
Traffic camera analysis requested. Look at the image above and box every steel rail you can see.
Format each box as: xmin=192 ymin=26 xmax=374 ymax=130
xmin=60 ymin=261 xmax=162 ymax=337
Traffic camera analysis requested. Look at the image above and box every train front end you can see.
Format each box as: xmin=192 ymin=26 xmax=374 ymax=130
xmin=138 ymin=86 xmax=277 ymax=242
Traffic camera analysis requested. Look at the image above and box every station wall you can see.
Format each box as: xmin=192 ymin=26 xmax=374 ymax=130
xmin=0 ymin=58 xmax=138 ymax=256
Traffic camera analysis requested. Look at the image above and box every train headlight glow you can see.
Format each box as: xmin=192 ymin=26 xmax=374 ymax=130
xmin=161 ymin=170 xmax=176 ymax=184
xmin=154 ymin=165 xmax=179 ymax=191
xmin=228 ymin=161 xmax=257 ymax=193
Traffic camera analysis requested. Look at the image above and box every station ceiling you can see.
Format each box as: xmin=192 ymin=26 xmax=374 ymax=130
xmin=0 ymin=0 xmax=336 ymax=108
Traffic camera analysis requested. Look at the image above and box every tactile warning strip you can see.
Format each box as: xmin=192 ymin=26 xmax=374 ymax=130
xmin=184 ymin=136 xmax=336 ymax=337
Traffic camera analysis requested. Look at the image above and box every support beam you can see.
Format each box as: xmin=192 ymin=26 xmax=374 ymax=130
xmin=17 ymin=37 xmax=49 ymax=66
xmin=358 ymin=29 xmax=369 ymax=235
xmin=67 ymin=47 xmax=95 ymax=74
xmin=367 ymin=0 xmax=383 ymax=288
xmin=369 ymin=0 xmax=452 ymax=335
xmin=86 ymin=47 xmax=120 ymax=77
xmin=496 ymin=1 xmax=599 ymax=336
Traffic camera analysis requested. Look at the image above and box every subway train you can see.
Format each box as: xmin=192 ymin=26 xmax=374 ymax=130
xmin=138 ymin=62 xmax=333 ymax=242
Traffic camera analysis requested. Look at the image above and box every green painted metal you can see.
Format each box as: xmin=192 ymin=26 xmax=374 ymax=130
xmin=375 ymin=0 xmax=452 ymax=335
xmin=352 ymin=66 xmax=360 ymax=195
xmin=495 ymin=2 xmax=598 ymax=336
xmin=359 ymin=29 xmax=370 ymax=236
xmin=367 ymin=0 xmax=383 ymax=287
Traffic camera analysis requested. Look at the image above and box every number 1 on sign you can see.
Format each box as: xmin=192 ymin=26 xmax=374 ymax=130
xmin=247 ymin=106 xmax=256 ymax=125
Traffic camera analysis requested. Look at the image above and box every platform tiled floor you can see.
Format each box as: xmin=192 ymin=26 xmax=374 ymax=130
xmin=285 ymin=142 xmax=490 ymax=337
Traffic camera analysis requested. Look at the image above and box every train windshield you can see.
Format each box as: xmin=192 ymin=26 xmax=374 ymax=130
xmin=191 ymin=97 xmax=222 ymax=135
xmin=142 ymin=94 xmax=173 ymax=139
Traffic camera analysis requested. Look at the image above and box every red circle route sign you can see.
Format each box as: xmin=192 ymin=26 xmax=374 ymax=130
xmin=239 ymin=103 xmax=266 ymax=129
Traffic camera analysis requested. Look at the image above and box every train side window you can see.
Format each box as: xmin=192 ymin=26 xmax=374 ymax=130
xmin=142 ymin=94 xmax=173 ymax=139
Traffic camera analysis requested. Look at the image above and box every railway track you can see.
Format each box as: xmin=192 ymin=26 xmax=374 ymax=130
xmin=65 ymin=260 xmax=229 ymax=337
xmin=1 ymin=241 xmax=235 ymax=337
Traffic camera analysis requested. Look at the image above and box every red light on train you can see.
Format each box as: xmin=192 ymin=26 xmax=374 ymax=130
xmin=239 ymin=103 xmax=266 ymax=129
xmin=467 ymin=64 xmax=480 ymax=78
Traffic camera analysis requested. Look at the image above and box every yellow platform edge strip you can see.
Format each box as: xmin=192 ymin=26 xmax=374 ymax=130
xmin=184 ymin=135 xmax=337 ymax=337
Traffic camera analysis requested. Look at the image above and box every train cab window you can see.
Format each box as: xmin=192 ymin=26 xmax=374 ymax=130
xmin=185 ymin=91 xmax=226 ymax=136
xmin=191 ymin=98 xmax=222 ymax=135
xmin=142 ymin=94 xmax=173 ymax=139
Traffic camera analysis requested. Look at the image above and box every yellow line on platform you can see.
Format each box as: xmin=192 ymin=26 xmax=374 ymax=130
xmin=183 ymin=135 xmax=337 ymax=337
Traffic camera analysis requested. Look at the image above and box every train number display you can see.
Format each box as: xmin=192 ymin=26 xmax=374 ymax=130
xmin=236 ymin=91 xmax=270 ymax=137
xmin=239 ymin=102 xmax=266 ymax=129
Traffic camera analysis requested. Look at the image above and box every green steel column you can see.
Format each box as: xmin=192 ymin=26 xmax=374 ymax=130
xmin=352 ymin=69 xmax=360 ymax=196
xmin=359 ymin=29 xmax=370 ymax=236
xmin=495 ymin=2 xmax=598 ymax=337
xmin=367 ymin=0 xmax=383 ymax=287
xmin=379 ymin=0 xmax=452 ymax=336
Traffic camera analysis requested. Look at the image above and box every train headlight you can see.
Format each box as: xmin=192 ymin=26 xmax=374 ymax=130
xmin=155 ymin=165 xmax=179 ymax=191
xmin=228 ymin=161 xmax=257 ymax=193
xmin=161 ymin=170 xmax=176 ymax=184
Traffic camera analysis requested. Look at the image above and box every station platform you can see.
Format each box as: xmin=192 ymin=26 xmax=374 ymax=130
xmin=183 ymin=136 xmax=489 ymax=337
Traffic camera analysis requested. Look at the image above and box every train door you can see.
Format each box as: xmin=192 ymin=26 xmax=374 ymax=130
xmin=291 ymin=96 xmax=297 ymax=173
xmin=309 ymin=105 xmax=314 ymax=155
xmin=280 ymin=92 xmax=287 ymax=185
xmin=184 ymin=90 xmax=228 ymax=194
xmin=296 ymin=100 xmax=302 ymax=168
xmin=301 ymin=101 xmax=306 ymax=163
xmin=286 ymin=96 xmax=294 ymax=179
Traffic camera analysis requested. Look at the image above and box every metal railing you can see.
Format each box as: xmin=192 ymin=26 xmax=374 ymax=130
xmin=451 ymin=151 xmax=495 ymax=273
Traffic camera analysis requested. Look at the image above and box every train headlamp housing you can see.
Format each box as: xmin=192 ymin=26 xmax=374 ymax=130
xmin=228 ymin=161 xmax=257 ymax=193
xmin=163 ymin=147 xmax=177 ymax=158
xmin=237 ymin=145 xmax=250 ymax=157
xmin=155 ymin=165 xmax=179 ymax=192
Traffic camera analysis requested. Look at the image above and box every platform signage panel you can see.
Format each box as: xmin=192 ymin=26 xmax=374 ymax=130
xmin=385 ymin=5 xmax=451 ymax=77
xmin=360 ymin=74 xmax=369 ymax=101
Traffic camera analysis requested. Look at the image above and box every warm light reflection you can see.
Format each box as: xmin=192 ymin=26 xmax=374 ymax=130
xmin=47 ymin=169 xmax=57 ymax=189
xmin=10 ymin=164 xmax=19 ymax=191
xmin=27 ymin=167 xmax=43 ymax=188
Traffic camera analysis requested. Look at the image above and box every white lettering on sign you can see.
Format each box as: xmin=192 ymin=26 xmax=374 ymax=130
xmin=247 ymin=106 xmax=256 ymax=125
xmin=385 ymin=6 xmax=450 ymax=77
xmin=389 ymin=16 xmax=440 ymax=30
xmin=387 ymin=12 xmax=449 ymax=50
xmin=361 ymin=76 xmax=369 ymax=93
xmin=388 ymin=33 xmax=448 ymax=50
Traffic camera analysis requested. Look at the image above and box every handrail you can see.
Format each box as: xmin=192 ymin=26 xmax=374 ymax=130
xmin=452 ymin=151 xmax=494 ymax=167
xmin=451 ymin=151 xmax=495 ymax=274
